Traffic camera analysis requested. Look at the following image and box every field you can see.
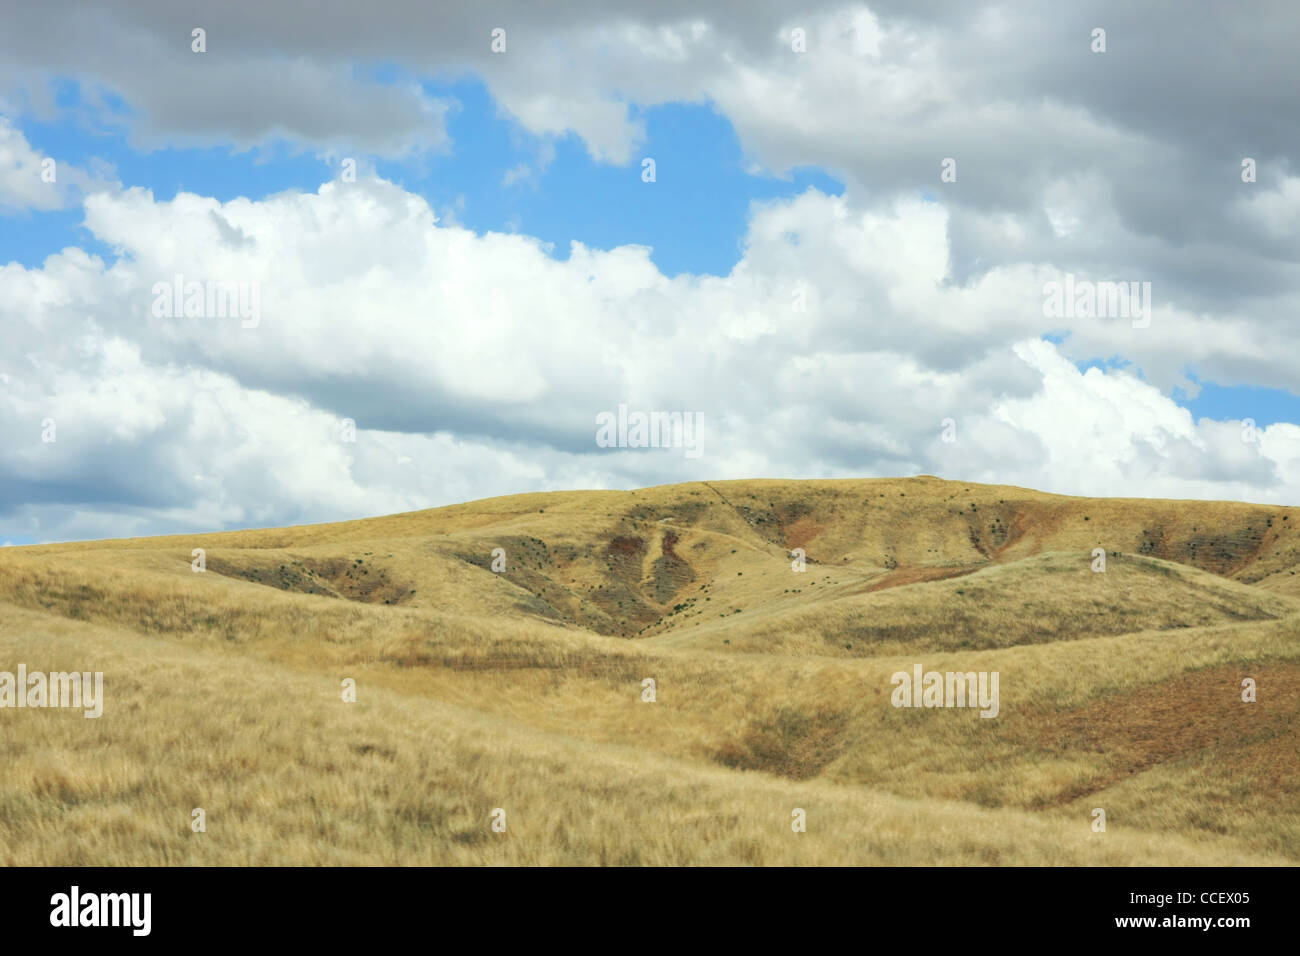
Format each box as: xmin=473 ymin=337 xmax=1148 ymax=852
xmin=1 ymin=475 xmax=1296 ymax=865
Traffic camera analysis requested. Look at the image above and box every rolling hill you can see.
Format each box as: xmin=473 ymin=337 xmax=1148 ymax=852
xmin=2 ymin=476 xmax=1296 ymax=865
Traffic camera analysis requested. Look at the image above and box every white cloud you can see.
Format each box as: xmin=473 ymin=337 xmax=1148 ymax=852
xmin=0 ymin=115 xmax=114 ymax=212
xmin=3 ymin=0 xmax=1300 ymax=535
xmin=2 ymin=173 xmax=1298 ymax=541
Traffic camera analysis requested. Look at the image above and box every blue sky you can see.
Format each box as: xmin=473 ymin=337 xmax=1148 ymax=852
xmin=3 ymin=77 xmax=843 ymax=278
xmin=8 ymin=76 xmax=1295 ymax=428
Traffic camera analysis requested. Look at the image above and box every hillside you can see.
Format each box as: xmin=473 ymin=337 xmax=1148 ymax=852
xmin=2 ymin=476 xmax=1297 ymax=865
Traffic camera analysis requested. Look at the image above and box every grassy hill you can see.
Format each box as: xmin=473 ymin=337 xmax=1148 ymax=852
xmin=2 ymin=476 xmax=1297 ymax=865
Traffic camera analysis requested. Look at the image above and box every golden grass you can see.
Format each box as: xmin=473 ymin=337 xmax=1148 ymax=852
xmin=1 ymin=475 xmax=1297 ymax=865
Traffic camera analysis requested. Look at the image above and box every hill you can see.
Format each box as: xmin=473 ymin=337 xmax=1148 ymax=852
xmin=2 ymin=476 xmax=1296 ymax=865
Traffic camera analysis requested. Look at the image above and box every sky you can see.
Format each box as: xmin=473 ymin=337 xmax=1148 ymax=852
xmin=1 ymin=0 xmax=1299 ymax=545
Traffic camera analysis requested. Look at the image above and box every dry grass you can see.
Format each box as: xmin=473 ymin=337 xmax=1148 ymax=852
xmin=2 ymin=475 xmax=1297 ymax=865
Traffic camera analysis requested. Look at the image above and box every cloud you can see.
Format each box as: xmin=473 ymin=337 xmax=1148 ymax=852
xmin=4 ymin=2 xmax=1295 ymax=308
xmin=2 ymin=173 xmax=1298 ymax=541
xmin=987 ymin=340 xmax=1282 ymax=497
xmin=2 ymin=1 xmax=1299 ymax=538
xmin=0 ymin=115 xmax=114 ymax=212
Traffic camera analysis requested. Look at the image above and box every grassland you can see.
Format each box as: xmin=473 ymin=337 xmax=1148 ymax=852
xmin=1 ymin=476 xmax=1296 ymax=865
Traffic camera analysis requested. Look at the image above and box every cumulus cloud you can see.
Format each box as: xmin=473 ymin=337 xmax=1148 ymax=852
xmin=4 ymin=4 xmax=1295 ymax=336
xmin=1 ymin=1 xmax=1298 ymax=539
xmin=0 ymin=115 xmax=115 ymax=212
xmin=2 ymin=172 xmax=1298 ymax=542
